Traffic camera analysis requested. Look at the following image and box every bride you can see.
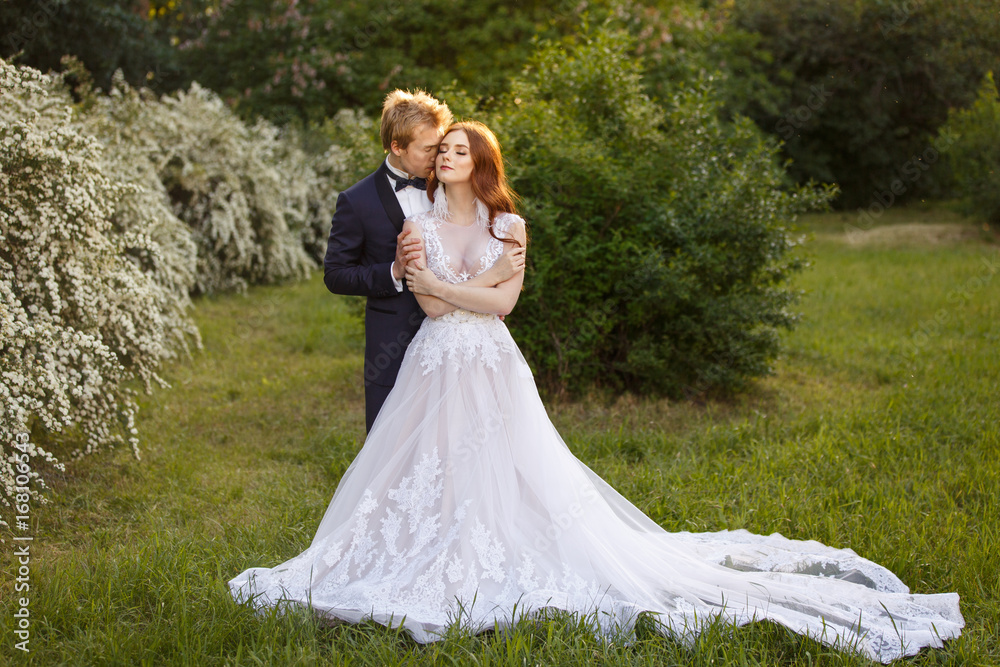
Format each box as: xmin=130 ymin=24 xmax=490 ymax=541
xmin=229 ymin=121 xmax=963 ymax=662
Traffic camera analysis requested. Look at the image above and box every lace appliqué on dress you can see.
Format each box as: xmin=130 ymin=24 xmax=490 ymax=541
xmin=261 ymin=446 xmax=611 ymax=627
xmin=407 ymin=193 xmax=521 ymax=376
xmin=408 ymin=314 xmax=517 ymax=376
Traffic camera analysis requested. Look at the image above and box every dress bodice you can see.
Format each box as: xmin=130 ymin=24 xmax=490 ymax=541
xmin=410 ymin=187 xmax=518 ymax=286
xmin=402 ymin=187 xmax=526 ymax=372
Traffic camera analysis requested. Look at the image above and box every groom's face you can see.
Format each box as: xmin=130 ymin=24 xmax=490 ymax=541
xmin=393 ymin=123 xmax=444 ymax=178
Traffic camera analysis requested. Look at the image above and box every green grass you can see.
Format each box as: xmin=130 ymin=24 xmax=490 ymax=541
xmin=2 ymin=206 xmax=998 ymax=665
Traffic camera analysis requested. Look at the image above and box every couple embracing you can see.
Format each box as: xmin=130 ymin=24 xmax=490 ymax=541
xmin=228 ymin=90 xmax=963 ymax=661
xmin=322 ymin=90 xmax=524 ymax=433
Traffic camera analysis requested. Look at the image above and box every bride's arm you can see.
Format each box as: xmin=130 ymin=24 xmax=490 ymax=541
xmin=406 ymin=219 xmax=527 ymax=317
xmin=465 ymin=245 xmax=525 ymax=287
xmin=400 ymin=219 xmax=464 ymax=318
xmin=398 ymin=228 xmax=525 ymax=289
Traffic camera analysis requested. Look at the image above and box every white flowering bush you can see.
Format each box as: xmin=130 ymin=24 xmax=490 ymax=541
xmin=306 ymin=109 xmax=383 ymax=261
xmin=131 ymin=81 xmax=317 ymax=294
xmin=82 ymin=68 xmax=338 ymax=289
xmin=1 ymin=58 xmax=341 ymax=526
xmin=273 ymin=123 xmax=339 ymax=265
xmin=0 ymin=60 xmax=200 ymax=527
xmin=79 ymin=74 xmax=202 ymax=363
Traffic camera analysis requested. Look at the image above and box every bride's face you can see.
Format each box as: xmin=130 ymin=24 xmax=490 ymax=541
xmin=435 ymin=130 xmax=474 ymax=185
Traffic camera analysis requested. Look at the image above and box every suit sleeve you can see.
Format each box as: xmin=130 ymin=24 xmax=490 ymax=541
xmin=323 ymin=190 xmax=398 ymax=297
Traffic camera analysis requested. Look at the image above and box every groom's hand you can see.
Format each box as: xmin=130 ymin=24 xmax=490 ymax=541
xmin=393 ymin=229 xmax=423 ymax=280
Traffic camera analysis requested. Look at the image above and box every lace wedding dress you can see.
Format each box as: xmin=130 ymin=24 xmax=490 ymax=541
xmin=229 ymin=190 xmax=963 ymax=662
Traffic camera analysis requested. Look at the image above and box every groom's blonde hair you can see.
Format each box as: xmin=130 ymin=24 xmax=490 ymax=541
xmin=380 ymin=89 xmax=453 ymax=151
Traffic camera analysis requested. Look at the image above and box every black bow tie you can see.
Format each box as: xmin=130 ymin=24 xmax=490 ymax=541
xmin=387 ymin=170 xmax=427 ymax=192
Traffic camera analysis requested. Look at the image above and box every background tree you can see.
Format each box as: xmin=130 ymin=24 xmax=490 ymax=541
xmin=151 ymin=0 xmax=598 ymax=122
xmin=6 ymin=0 xmax=998 ymax=215
xmin=152 ymin=0 xmax=737 ymax=123
xmin=940 ymin=72 xmax=1000 ymax=224
xmin=0 ymin=0 xmax=184 ymax=92
xmin=726 ymin=0 xmax=1000 ymax=208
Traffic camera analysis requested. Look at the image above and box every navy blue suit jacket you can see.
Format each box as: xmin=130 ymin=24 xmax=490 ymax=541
xmin=323 ymin=162 xmax=426 ymax=393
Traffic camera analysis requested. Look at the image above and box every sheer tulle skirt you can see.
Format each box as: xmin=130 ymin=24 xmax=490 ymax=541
xmin=229 ymin=311 xmax=963 ymax=662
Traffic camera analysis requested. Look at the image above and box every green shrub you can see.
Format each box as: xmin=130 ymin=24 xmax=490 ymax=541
xmin=940 ymin=72 xmax=1000 ymax=224
xmin=490 ymin=26 xmax=835 ymax=397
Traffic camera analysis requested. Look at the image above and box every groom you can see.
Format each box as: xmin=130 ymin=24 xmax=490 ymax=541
xmin=323 ymin=90 xmax=452 ymax=433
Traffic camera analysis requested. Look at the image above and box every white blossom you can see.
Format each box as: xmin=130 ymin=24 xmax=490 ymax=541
xmin=1 ymin=59 xmax=346 ymax=525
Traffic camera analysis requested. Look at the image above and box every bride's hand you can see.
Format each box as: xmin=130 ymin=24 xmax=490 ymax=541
xmin=405 ymin=261 xmax=440 ymax=296
xmin=492 ymin=245 xmax=526 ymax=283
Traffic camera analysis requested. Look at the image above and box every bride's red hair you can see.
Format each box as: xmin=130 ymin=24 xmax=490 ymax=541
xmin=428 ymin=120 xmax=523 ymax=246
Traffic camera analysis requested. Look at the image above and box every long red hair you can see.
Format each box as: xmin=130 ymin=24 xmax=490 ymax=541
xmin=428 ymin=121 xmax=523 ymax=247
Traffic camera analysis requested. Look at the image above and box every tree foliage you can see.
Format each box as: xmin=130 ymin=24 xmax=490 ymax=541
xmin=5 ymin=0 xmax=998 ymax=212
xmin=727 ymin=0 xmax=1000 ymax=208
xmin=487 ymin=26 xmax=835 ymax=397
xmin=940 ymin=72 xmax=1000 ymax=224
xmin=0 ymin=0 xmax=183 ymax=92
xmin=148 ymin=0 xmax=595 ymax=122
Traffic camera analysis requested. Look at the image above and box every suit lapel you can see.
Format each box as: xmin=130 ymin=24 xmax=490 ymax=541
xmin=375 ymin=162 xmax=406 ymax=233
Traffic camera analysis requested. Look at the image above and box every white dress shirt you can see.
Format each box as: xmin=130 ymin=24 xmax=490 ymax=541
xmin=386 ymin=158 xmax=433 ymax=292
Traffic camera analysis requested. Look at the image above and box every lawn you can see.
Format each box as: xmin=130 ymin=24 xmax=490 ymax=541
xmin=2 ymin=206 xmax=998 ymax=665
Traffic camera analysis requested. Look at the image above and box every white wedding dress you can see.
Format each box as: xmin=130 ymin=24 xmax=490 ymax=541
xmin=229 ymin=190 xmax=963 ymax=662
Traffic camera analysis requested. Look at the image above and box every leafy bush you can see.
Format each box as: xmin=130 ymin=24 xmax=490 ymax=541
xmin=315 ymin=109 xmax=386 ymax=191
xmin=939 ymin=72 xmax=1000 ymax=224
xmin=614 ymin=2 xmax=785 ymax=125
xmin=0 ymin=59 xmax=198 ymax=523
xmin=489 ymin=27 xmax=835 ymax=397
xmin=305 ymin=109 xmax=387 ymax=262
